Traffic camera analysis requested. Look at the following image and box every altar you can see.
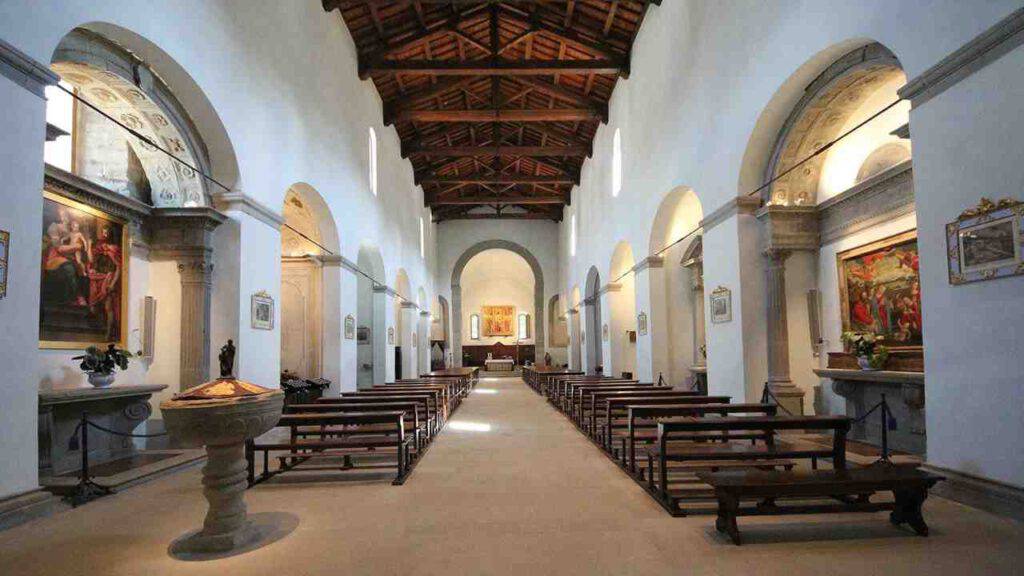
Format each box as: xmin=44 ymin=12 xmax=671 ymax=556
xmin=484 ymin=358 xmax=515 ymax=372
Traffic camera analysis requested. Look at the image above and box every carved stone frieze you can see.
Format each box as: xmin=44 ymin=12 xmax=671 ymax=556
xmin=817 ymin=161 xmax=915 ymax=245
xmin=757 ymin=205 xmax=819 ymax=252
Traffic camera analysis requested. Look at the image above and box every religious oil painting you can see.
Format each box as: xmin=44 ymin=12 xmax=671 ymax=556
xmin=482 ymin=305 xmax=515 ymax=337
xmin=837 ymin=230 xmax=922 ymax=349
xmin=946 ymin=197 xmax=1023 ymax=285
xmin=40 ymin=191 xmax=128 ymax=349
xmin=251 ymin=291 xmax=274 ymax=330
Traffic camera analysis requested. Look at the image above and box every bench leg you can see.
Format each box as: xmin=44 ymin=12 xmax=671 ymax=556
xmin=245 ymin=440 xmax=255 ymax=487
xmin=715 ymin=494 xmax=742 ymax=545
xmin=891 ymin=488 xmax=930 ymax=536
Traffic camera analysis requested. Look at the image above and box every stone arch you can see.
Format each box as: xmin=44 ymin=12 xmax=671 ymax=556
xmin=279 ymin=183 xmax=342 ymax=389
xmin=548 ymin=294 xmax=569 ymax=349
xmin=739 ymin=41 xmax=909 ymax=205
xmin=450 ymin=240 xmax=545 ymax=368
xmin=646 ymin=187 xmax=704 ymax=385
xmin=357 ymin=242 xmax=387 ymax=388
xmin=569 ymin=285 xmax=583 ymax=371
xmin=608 ymin=241 xmax=637 ymax=378
xmin=49 ymin=26 xmax=238 ymax=205
xmin=583 ymin=265 xmax=603 ymax=374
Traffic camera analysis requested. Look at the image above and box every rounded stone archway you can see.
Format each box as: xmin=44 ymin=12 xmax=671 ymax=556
xmin=451 ymin=240 xmax=545 ymax=368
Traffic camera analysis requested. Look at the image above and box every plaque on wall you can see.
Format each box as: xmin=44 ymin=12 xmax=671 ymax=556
xmin=837 ymin=230 xmax=921 ymax=349
xmin=946 ymin=197 xmax=1023 ymax=285
xmin=40 ymin=191 xmax=129 ymax=348
xmin=251 ymin=291 xmax=274 ymax=330
xmin=602 ymin=323 xmax=609 ymax=342
xmin=344 ymin=314 xmax=355 ymax=340
xmin=637 ymin=311 xmax=648 ymax=336
xmin=0 ymin=229 xmax=8 ymax=300
xmin=387 ymin=326 xmax=395 ymax=345
xmin=709 ymin=286 xmax=732 ymax=324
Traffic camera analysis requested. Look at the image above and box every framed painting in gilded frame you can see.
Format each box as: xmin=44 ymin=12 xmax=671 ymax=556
xmin=709 ymin=286 xmax=731 ymax=324
xmin=837 ymin=230 xmax=921 ymax=350
xmin=251 ymin=291 xmax=274 ymax=330
xmin=946 ymin=198 xmax=1023 ymax=285
xmin=482 ymin=304 xmax=515 ymax=337
xmin=39 ymin=191 xmax=129 ymax=349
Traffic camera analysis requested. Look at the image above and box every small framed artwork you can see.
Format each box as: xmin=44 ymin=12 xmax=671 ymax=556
xmin=637 ymin=311 xmax=648 ymax=336
xmin=946 ymin=197 xmax=1023 ymax=285
xmin=0 ymin=229 xmax=8 ymax=300
xmin=710 ymin=286 xmax=732 ymax=324
xmin=602 ymin=323 xmax=609 ymax=342
xmin=251 ymin=291 xmax=274 ymax=330
xmin=357 ymin=326 xmax=370 ymax=343
xmin=412 ymin=331 xmax=417 ymax=347
xmin=387 ymin=326 xmax=395 ymax=345
xmin=344 ymin=314 xmax=355 ymax=340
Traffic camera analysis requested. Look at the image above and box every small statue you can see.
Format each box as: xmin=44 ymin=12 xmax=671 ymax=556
xmin=218 ymin=339 xmax=236 ymax=378
xmin=544 ymin=352 xmax=552 ymax=366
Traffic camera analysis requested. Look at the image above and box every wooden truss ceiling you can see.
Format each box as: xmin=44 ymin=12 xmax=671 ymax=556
xmin=322 ymin=0 xmax=660 ymax=222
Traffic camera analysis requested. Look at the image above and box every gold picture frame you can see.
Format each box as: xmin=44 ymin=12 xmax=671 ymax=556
xmin=39 ymin=190 xmax=129 ymax=349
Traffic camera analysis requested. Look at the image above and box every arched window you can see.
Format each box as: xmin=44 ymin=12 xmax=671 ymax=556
xmin=518 ymin=313 xmax=531 ymax=340
xmin=470 ymin=314 xmax=481 ymax=340
xmin=611 ymin=128 xmax=622 ymax=197
xmin=570 ymin=213 xmax=577 ymax=257
xmin=419 ymin=216 xmax=425 ymax=259
xmin=368 ymin=127 xmax=378 ymax=196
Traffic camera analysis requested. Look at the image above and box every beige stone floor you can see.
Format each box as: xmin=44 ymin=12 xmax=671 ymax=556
xmin=2 ymin=376 xmax=1023 ymax=576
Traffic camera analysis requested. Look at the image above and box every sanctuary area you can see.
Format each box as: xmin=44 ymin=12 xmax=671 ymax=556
xmin=0 ymin=1 xmax=1023 ymax=574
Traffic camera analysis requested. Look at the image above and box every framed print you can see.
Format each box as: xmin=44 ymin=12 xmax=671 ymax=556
xmin=387 ymin=326 xmax=395 ymax=345
xmin=482 ymin=305 xmax=515 ymax=337
xmin=837 ymin=230 xmax=921 ymax=349
xmin=251 ymin=290 xmax=274 ymax=330
xmin=602 ymin=323 xmax=609 ymax=342
xmin=946 ymin=198 xmax=1023 ymax=285
xmin=344 ymin=314 xmax=355 ymax=340
xmin=40 ymin=191 xmax=128 ymax=348
xmin=637 ymin=311 xmax=648 ymax=336
xmin=709 ymin=286 xmax=732 ymax=324
xmin=357 ymin=326 xmax=370 ymax=343
xmin=0 ymin=229 xmax=8 ymax=300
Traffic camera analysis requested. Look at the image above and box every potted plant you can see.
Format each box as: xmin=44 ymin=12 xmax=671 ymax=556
xmin=73 ymin=344 xmax=132 ymax=388
xmin=841 ymin=332 xmax=889 ymax=371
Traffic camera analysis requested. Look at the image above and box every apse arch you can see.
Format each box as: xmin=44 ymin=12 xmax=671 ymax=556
xmin=52 ymin=23 xmax=239 ymax=193
xmin=450 ymin=240 xmax=545 ymax=368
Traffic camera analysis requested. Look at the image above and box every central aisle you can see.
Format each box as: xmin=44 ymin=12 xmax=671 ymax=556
xmin=2 ymin=376 xmax=1022 ymax=575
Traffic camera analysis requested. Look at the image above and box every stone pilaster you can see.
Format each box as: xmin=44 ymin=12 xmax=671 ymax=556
xmin=150 ymin=207 xmax=227 ymax=391
xmin=763 ymin=248 xmax=792 ymax=385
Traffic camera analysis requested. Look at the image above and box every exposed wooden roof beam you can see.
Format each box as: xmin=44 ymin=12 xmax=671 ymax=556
xmin=393 ymin=108 xmax=600 ymax=123
xmin=355 ymin=7 xmax=489 ymax=79
xmin=503 ymin=10 xmax=629 ymax=77
xmin=511 ymin=76 xmax=608 ymax=122
xmin=365 ymin=58 xmax=624 ymax=76
xmin=430 ymin=196 xmax=564 ymax=206
xmin=420 ymin=175 xmax=575 ymax=185
xmin=436 ymin=212 xmax=560 ymax=222
xmin=405 ymin=145 xmax=590 ymax=158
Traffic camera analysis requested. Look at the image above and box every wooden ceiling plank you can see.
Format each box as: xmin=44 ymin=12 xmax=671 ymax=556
xmin=405 ymin=145 xmax=589 ymax=158
xmin=365 ymin=58 xmax=624 ymax=76
xmin=394 ymin=108 xmax=600 ymax=123
xmin=430 ymin=196 xmax=564 ymax=206
xmin=420 ymin=175 xmax=574 ymax=185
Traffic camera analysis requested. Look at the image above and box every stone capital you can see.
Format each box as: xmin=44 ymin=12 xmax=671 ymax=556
xmin=757 ymin=204 xmax=819 ymax=252
xmin=213 ymin=191 xmax=285 ymax=229
xmin=634 ymin=256 xmax=664 ymax=272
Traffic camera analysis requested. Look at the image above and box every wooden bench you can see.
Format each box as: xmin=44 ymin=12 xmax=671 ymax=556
xmin=563 ymin=380 xmax=642 ymax=417
xmin=586 ymin=391 xmax=722 ymax=441
xmin=325 ymin=392 xmax=442 ymax=434
xmin=698 ymin=465 xmax=945 ymax=544
xmin=248 ymin=410 xmax=413 ymax=486
xmin=648 ymin=415 xmax=852 ymax=512
xmin=287 ymin=401 xmax=428 ymax=450
xmin=549 ymin=376 xmax=629 ymax=406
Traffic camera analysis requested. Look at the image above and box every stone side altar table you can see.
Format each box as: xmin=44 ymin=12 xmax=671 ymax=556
xmin=813 ymin=369 xmax=925 ymax=455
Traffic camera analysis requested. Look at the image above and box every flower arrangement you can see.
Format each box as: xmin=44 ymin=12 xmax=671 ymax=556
xmin=841 ymin=332 xmax=889 ymax=371
xmin=73 ymin=344 xmax=132 ymax=387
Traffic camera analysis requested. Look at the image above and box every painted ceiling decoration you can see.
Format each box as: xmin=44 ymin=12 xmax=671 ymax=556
xmin=323 ymin=0 xmax=660 ymax=221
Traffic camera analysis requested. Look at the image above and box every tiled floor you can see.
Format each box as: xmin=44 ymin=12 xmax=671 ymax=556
xmin=1 ymin=376 xmax=1022 ymax=575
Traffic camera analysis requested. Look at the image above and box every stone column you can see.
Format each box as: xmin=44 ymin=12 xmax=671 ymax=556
xmin=763 ymin=248 xmax=804 ymax=414
xmin=418 ymin=310 xmax=431 ymax=374
xmin=178 ymin=255 xmax=216 ymax=391
xmin=567 ymin=309 xmax=581 ymax=371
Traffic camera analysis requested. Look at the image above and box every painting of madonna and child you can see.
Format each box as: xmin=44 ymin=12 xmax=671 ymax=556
xmin=39 ymin=191 xmax=127 ymax=349
xmin=837 ymin=230 xmax=922 ymax=349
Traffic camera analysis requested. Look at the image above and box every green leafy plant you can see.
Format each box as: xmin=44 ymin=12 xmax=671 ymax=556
xmin=73 ymin=344 xmax=132 ymax=375
xmin=841 ymin=332 xmax=889 ymax=370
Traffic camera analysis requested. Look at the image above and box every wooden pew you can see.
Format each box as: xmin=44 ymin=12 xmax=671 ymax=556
xmin=248 ymin=411 xmax=412 ymax=486
xmin=619 ymin=403 xmax=773 ymax=472
xmin=558 ymin=379 xmax=638 ymax=414
xmin=566 ymin=382 xmax=648 ymax=423
xmin=547 ymin=375 xmax=622 ymax=405
xmin=699 ymin=466 xmax=945 ymax=545
xmin=647 ymin=415 xmax=852 ymax=513
xmin=584 ymin=390 xmax=714 ymax=439
xmin=325 ymin=391 xmax=442 ymax=434
xmin=390 ymin=380 xmax=459 ymax=413
xmin=287 ymin=401 xmax=427 ymax=451
xmin=592 ymin=395 xmax=731 ymax=452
